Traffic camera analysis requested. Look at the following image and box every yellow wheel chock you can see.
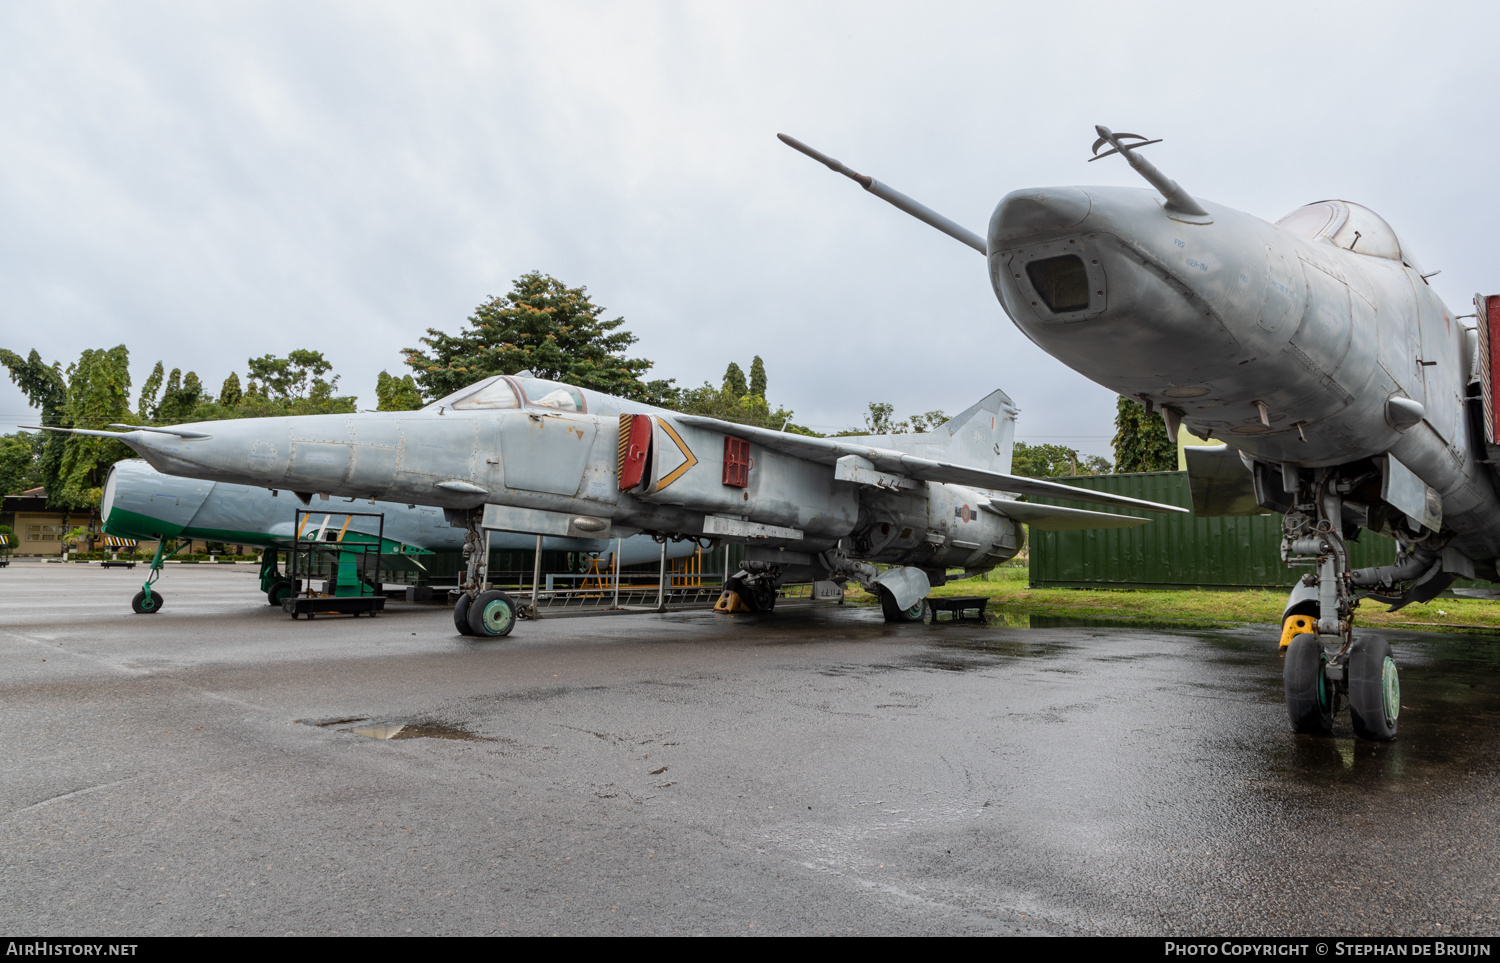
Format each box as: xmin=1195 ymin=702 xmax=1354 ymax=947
xmin=714 ymin=589 xmax=751 ymax=613
xmin=1280 ymin=614 xmax=1316 ymax=650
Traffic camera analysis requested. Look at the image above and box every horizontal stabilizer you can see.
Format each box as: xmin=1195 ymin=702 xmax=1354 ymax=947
xmin=983 ymin=500 xmax=1151 ymax=531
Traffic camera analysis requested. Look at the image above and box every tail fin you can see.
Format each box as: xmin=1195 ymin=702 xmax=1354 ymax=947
xmin=846 ymin=389 xmax=1019 ymax=473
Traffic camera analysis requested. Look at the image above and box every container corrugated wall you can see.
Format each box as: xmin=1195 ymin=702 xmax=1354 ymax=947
xmin=1028 ymin=471 xmax=1398 ymax=589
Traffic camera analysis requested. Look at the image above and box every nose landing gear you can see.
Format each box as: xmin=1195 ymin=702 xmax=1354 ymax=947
xmin=129 ymin=537 xmax=189 ymax=615
xmin=1279 ymin=468 xmax=1423 ymax=742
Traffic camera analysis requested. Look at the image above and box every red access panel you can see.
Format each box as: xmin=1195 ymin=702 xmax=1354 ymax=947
xmin=618 ymin=414 xmax=651 ymax=490
xmin=723 ymin=436 xmax=750 ymax=487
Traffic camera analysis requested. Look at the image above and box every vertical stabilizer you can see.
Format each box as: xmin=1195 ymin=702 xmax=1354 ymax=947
xmin=846 ymin=389 xmax=1019 ymax=474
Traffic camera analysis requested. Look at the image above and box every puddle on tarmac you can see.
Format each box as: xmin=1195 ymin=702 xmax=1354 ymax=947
xmin=297 ymin=717 xmax=494 ymax=741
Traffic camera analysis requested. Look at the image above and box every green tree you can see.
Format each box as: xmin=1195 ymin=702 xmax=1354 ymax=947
xmin=239 ymin=350 xmax=355 ymax=417
xmin=137 ymin=362 xmax=164 ymax=420
xmin=1011 ymin=442 xmax=1112 ymax=478
xmin=0 ymin=348 xmax=69 ymax=501
xmin=219 ymin=372 xmax=242 ymax=408
xmin=402 ymin=271 xmax=674 ymax=403
xmin=155 ymin=369 xmax=204 ymax=424
xmin=670 ymin=356 xmax=809 ymax=432
xmin=375 ymin=370 xmax=424 ymax=411
xmin=1112 ymin=396 xmax=1178 ymax=473
xmin=853 ymin=402 xmax=949 ymax=435
xmin=722 ymin=362 xmax=747 ymax=399
xmin=56 ymin=345 xmax=133 ymax=512
xmin=0 ymin=432 xmax=42 ymax=495
xmin=748 ymin=356 xmax=767 ymax=400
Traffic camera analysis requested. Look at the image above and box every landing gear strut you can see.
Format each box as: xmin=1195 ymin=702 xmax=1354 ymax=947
xmin=1279 ymin=468 xmax=1417 ymax=741
xmin=453 ymin=513 xmax=516 ymax=638
xmin=131 ymin=538 xmax=187 ymax=614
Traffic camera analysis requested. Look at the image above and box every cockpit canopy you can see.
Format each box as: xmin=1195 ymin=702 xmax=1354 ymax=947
xmin=1275 ymin=200 xmax=1422 ymax=271
xmin=425 ymin=374 xmax=587 ymax=413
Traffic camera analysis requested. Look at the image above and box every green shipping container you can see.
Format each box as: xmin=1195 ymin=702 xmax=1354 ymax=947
xmin=1027 ymin=471 xmax=1402 ymax=590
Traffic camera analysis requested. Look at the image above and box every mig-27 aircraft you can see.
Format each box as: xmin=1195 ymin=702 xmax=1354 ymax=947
xmin=99 ymin=457 xmax=697 ymax=614
xmin=781 ymin=126 xmax=1500 ymax=740
xmin=38 ymin=374 xmax=1183 ymax=637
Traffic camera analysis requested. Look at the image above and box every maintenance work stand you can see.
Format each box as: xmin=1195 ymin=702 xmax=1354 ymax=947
xmin=926 ymin=596 xmax=989 ymax=623
xmin=282 ymin=508 xmax=387 ymax=619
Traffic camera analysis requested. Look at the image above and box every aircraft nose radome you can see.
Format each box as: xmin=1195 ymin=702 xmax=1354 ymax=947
xmin=989 ymin=188 xmax=1092 ymax=245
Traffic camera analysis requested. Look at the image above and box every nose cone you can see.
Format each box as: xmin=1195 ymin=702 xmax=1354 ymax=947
xmin=989 ymin=188 xmax=1092 ymax=246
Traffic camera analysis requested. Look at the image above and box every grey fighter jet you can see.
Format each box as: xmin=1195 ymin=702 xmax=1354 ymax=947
xmin=782 ymin=126 xmax=1497 ymax=740
xmin=37 ymin=376 xmax=1182 ymax=636
xmin=100 ymin=458 xmax=695 ymax=613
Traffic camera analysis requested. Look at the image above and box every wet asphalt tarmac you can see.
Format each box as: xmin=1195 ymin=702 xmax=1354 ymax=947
xmin=3 ymin=562 xmax=1500 ymax=936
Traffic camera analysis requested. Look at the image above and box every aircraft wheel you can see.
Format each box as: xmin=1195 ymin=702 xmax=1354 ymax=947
xmin=131 ymin=590 xmax=163 ymax=615
xmin=266 ymin=579 xmax=292 ymax=607
xmin=726 ymin=576 xmax=759 ymax=612
xmin=751 ymin=580 xmax=777 ymax=612
xmin=878 ymin=588 xmax=925 ymax=623
xmin=1283 ymin=633 xmax=1332 ymax=734
xmin=467 ymin=590 xmax=518 ymax=638
xmin=1348 ymin=637 xmax=1399 ymax=741
xmin=453 ymin=594 xmax=475 ymax=636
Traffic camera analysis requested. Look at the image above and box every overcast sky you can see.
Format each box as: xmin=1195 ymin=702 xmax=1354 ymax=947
xmin=3 ymin=1 xmax=1498 ymax=457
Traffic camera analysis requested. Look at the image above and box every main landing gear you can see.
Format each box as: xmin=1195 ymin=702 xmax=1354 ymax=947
xmin=877 ymin=587 xmax=926 ymax=623
xmin=451 ymin=513 xmax=517 ymax=638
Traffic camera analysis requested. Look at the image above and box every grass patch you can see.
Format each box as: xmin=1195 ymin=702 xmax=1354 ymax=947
xmin=842 ymin=563 xmax=1500 ymax=634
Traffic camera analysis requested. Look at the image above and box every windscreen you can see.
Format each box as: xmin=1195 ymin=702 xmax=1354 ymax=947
xmin=515 ymin=378 xmax=585 ymax=412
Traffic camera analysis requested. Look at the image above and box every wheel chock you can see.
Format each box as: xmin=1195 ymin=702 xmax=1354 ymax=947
xmin=714 ymin=590 xmax=750 ymax=614
xmin=1280 ymin=614 xmax=1315 ymax=650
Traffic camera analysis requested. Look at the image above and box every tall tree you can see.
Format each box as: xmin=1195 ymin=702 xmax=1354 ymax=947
xmin=0 ymin=348 xmax=69 ymax=500
xmin=672 ymin=356 xmax=806 ymax=432
xmin=721 ymin=362 xmax=747 ymax=399
xmin=155 ymin=369 xmax=204 ymax=424
xmin=748 ymin=356 xmax=767 ymax=399
xmin=56 ymin=345 xmax=133 ymax=512
xmin=402 ymin=271 xmax=674 ymax=403
xmin=136 ymin=362 xmax=165 ymax=420
xmin=218 ymin=372 xmax=243 ymax=408
xmin=375 ymin=370 xmax=424 ymax=411
xmin=1112 ymin=396 xmax=1178 ymax=472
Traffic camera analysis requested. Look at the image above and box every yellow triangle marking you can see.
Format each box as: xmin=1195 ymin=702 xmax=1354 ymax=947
xmin=654 ymin=418 xmax=699 ymax=491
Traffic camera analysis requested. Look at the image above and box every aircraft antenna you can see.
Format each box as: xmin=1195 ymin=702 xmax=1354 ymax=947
xmin=1089 ymin=126 xmax=1211 ymax=222
xmin=777 ymin=133 xmax=988 ymax=255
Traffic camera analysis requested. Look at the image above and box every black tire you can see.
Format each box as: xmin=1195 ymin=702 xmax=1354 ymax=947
xmin=453 ymin=594 xmax=475 ymax=636
xmin=729 ymin=573 xmax=768 ymax=612
xmin=266 ymin=579 xmax=292 ymax=607
xmin=1348 ymin=637 xmax=1399 ymax=741
xmin=131 ymin=590 xmax=163 ymax=615
xmin=1283 ymin=632 xmax=1333 ymax=734
xmin=878 ymin=587 xmax=925 ymax=623
xmin=467 ymin=590 xmax=518 ymax=638
xmin=751 ymin=580 xmax=777 ymax=612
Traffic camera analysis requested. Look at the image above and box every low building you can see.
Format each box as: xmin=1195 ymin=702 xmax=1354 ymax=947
xmin=1 ymin=488 xmax=72 ymax=556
